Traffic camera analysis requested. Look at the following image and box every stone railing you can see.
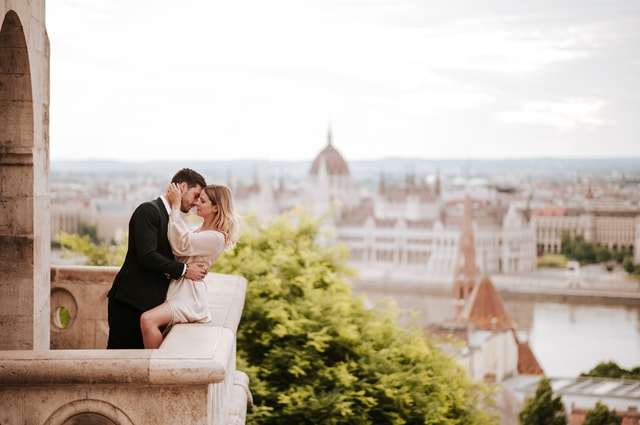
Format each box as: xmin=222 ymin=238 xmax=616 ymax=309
xmin=0 ymin=266 xmax=252 ymax=425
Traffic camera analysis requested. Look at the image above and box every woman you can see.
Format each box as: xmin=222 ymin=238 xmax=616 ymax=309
xmin=140 ymin=183 xmax=239 ymax=349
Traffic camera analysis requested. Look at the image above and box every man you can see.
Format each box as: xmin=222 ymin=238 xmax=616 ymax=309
xmin=107 ymin=168 xmax=209 ymax=349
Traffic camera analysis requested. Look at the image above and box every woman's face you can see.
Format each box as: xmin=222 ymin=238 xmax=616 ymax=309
xmin=196 ymin=189 xmax=218 ymax=218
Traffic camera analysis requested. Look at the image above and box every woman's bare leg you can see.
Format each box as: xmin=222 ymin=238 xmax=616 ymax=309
xmin=140 ymin=301 xmax=173 ymax=349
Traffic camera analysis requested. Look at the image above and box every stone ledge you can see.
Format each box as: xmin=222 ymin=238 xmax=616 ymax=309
xmin=49 ymin=267 xmax=248 ymax=350
xmin=50 ymin=264 xmax=119 ymax=283
xmin=2 ymin=268 xmax=250 ymax=424
xmin=0 ymin=325 xmax=236 ymax=386
xmin=0 ymin=352 xmax=221 ymax=387
xmin=229 ymin=371 xmax=253 ymax=424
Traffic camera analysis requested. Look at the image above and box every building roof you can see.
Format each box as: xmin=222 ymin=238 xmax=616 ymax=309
xmin=504 ymin=375 xmax=640 ymax=413
xmin=530 ymin=206 xmax=567 ymax=216
xmin=517 ymin=339 xmax=544 ymax=375
xmin=309 ymin=129 xmax=349 ymax=176
xmin=378 ymin=173 xmax=437 ymax=203
xmin=457 ymin=276 xmax=514 ymax=331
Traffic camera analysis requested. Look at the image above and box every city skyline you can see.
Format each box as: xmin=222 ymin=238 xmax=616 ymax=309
xmin=46 ymin=0 xmax=640 ymax=162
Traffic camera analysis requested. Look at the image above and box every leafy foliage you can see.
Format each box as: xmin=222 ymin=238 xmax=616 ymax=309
xmin=582 ymin=401 xmax=621 ymax=425
xmin=560 ymin=232 xmax=640 ymax=278
xmin=518 ymin=378 xmax=567 ymax=425
xmin=212 ymin=208 xmax=497 ymax=424
xmin=536 ymin=254 xmax=567 ymax=268
xmin=55 ymin=231 xmax=126 ymax=266
xmin=580 ymin=361 xmax=640 ymax=380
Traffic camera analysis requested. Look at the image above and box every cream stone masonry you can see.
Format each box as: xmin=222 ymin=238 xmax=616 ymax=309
xmin=1 ymin=0 xmax=50 ymax=351
xmin=1 ymin=268 xmax=251 ymax=424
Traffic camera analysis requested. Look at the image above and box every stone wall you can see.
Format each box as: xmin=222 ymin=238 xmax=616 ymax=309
xmin=50 ymin=265 xmax=115 ymax=349
xmin=0 ymin=0 xmax=50 ymax=350
xmin=1 ymin=266 xmax=251 ymax=424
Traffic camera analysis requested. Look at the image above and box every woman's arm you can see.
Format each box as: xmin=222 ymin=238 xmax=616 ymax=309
xmin=167 ymin=210 xmax=225 ymax=258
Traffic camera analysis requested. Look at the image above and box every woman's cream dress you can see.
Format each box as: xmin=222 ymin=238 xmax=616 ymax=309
xmin=165 ymin=209 xmax=224 ymax=324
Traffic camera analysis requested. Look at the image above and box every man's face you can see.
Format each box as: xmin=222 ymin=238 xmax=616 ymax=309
xmin=180 ymin=184 xmax=203 ymax=213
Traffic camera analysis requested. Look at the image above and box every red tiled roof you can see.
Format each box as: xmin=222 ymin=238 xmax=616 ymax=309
xmin=383 ymin=185 xmax=436 ymax=202
xmin=337 ymin=200 xmax=375 ymax=225
xmin=530 ymin=206 xmax=566 ymax=216
xmin=457 ymin=277 xmax=513 ymax=331
xmin=517 ymin=339 xmax=544 ymax=375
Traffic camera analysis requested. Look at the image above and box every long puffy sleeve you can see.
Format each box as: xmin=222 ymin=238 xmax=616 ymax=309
xmin=167 ymin=210 xmax=225 ymax=260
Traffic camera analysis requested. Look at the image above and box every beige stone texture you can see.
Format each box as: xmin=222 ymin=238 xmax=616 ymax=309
xmin=1 ymin=269 xmax=251 ymax=424
xmin=50 ymin=265 xmax=116 ymax=349
xmin=1 ymin=0 xmax=51 ymax=350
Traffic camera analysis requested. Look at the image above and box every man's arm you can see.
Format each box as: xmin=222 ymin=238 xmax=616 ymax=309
xmin=131 ymin=203 xmax=184 ymax=278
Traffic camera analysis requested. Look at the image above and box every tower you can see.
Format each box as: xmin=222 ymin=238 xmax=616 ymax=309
xmin=307 ymin=126 xmax=355 ymax=216
xmin=452 ymin=196 xmax=479 ymax=318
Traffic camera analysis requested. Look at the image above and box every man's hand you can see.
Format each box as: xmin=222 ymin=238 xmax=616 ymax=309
xmin=185 ymin=261 xmax=208 ymax=280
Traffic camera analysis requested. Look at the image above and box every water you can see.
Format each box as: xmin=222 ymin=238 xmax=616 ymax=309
xmin=355 ymin=287 xmax=640 ymax=377
xmin=519 ymin=301 xmax=640 ymax=377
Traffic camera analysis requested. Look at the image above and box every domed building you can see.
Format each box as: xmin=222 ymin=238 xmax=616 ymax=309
xmin=309 ymin=129 xmax=349 ymax=176
xmin=231 ymin=129 xmax=537 ymax=282
xmin=231 ymin=127 xmax=358 ymax=219
xmin=306 ymin=127 xmax=359 ymax=218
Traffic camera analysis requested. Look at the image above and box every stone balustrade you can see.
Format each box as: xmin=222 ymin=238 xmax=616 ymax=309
xmin=0 ymin=266 xmax=251 ymax=425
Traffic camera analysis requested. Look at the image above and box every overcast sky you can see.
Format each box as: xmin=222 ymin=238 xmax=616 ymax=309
xmin=46 ymin=0 xmax=640 ymax=162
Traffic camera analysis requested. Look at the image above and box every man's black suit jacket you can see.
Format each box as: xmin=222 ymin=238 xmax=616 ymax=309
xmin=107 ymin=197 xmax=185 ymax=311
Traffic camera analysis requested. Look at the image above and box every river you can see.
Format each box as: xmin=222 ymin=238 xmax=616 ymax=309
xmin=353 ymin=285 xmax=640 ymax=377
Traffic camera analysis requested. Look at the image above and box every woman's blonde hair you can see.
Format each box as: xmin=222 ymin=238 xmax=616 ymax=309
xmin=203 ymin=184 xmax=239 ymax=249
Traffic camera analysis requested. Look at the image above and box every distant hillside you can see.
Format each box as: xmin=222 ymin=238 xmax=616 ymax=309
xmin=51 ymin=158 xmax=640 ymax=185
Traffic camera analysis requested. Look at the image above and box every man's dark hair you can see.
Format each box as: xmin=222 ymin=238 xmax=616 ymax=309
xmin=171 ymin=168 xmax=207 ymax=189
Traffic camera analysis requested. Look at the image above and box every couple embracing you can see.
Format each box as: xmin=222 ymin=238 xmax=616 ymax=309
xmin=106 ymin=168 xmax=239 ymax=349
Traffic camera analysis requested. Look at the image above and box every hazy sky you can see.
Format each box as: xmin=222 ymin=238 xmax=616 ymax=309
xmin=46 ymin=0 xmax=640 ymax=162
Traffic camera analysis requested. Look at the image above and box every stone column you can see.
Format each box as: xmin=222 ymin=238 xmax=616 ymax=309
xmin=0 ymin=3 xmax=50 ymax=350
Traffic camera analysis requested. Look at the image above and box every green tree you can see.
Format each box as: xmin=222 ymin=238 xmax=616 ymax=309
xmin=622 ymin=257 xmax=635 ymax=274
xmin=78 ymin=221 xmax=100 ymax=244
xmin=582 ymin=401 xmax=621 ymax=425
xmin=212 ymin=208 xmax=497 ymax=425
xmin=595 ymin=245 xmax=611 ymax=264
xmin=559 ymin=234 xmax=640 ymax=277
xmin=55 ymin=231 xmax=126 ymax=266
xmin=573 ymin=236 xmax=596 ymax=263
xmin=612 ymin=246 xmax=628 ymax=264
xmin=581 ymin=361 xmax=640 ymax=380
xmin=518 ymin=378 xmax=567 ymax=425
xmin=630 ymin=366 xmax=640 ymax=379
xmin=560 ymin=231 xmax=573 ymax=258
xmin=581 ymin=361 xmax=626 ymax=379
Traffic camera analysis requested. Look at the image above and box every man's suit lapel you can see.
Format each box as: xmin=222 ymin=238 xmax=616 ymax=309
xmin=152 ymin=197 xmax=170 ymax=243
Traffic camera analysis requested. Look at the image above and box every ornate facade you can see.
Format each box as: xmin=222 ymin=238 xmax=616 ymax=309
xmin=234 ymin=130 xmax=538 ymax=282
xmin=531 ymin=200 xmax=640 ymax=263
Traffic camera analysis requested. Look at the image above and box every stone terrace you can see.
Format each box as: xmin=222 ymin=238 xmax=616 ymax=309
xmin=0 ymin=266 xmax=251 ymax=425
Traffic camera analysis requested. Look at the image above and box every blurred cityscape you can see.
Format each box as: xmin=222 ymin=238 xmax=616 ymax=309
xmin=51 ymin=132 xmax=640 ymax=275
xmin=50 ymin=134 xmax=640 ymax=423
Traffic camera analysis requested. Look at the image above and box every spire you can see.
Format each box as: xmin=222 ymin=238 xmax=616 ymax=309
xmin=378 ymin=171 xmax=386 ymax=195
xmin=452 ymin=196 xmax=479 ymax=319
xmin=586 ymin=185 xmax=594 ymax=199
xmin=327 ymin=125 xmax=333 ymax=147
